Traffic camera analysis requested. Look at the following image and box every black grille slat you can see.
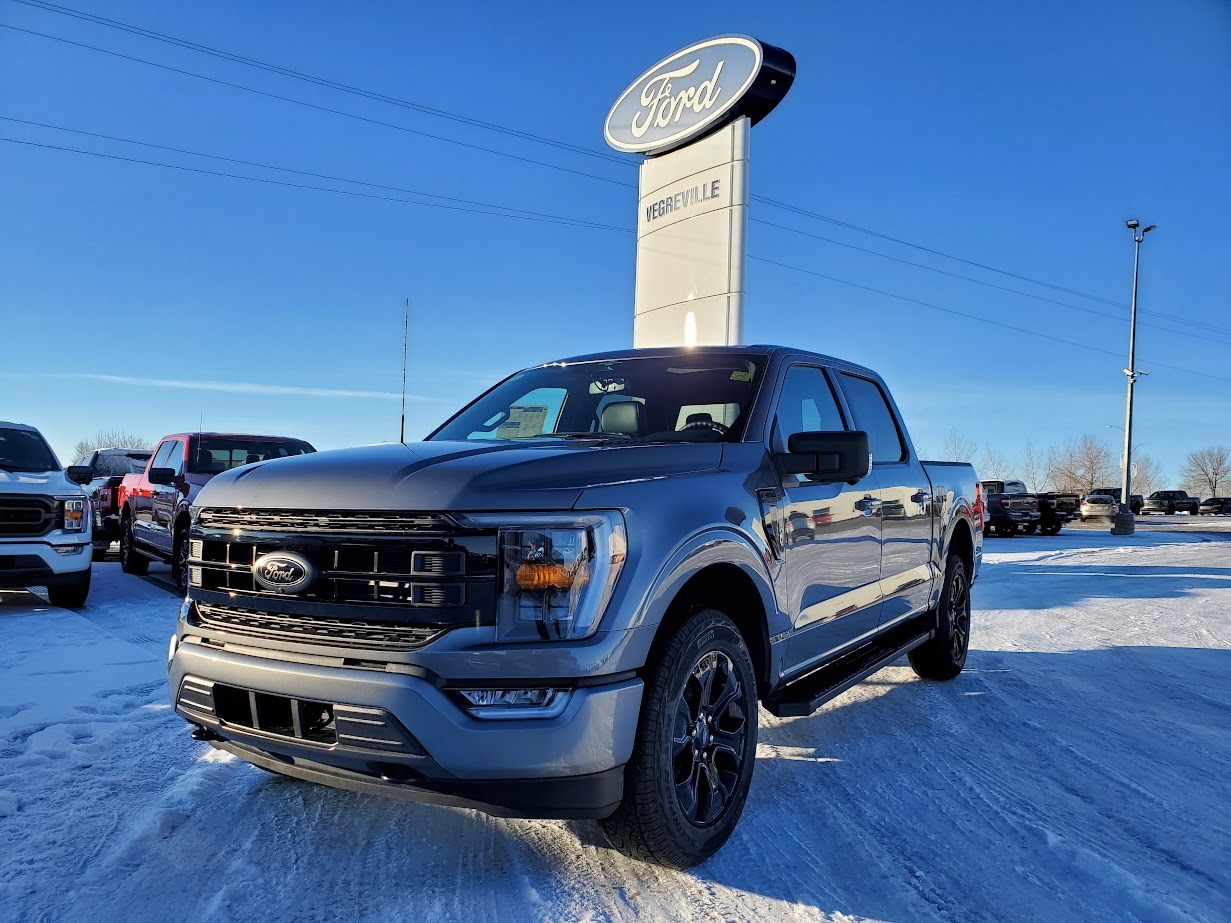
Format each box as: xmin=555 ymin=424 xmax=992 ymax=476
xmin=193 ymin=602 xmax=446 ymax=651
xmin=0 ymin=495 xmax=57 ymax=537
xmin=197 ymin=508 xmax=453 ymax=533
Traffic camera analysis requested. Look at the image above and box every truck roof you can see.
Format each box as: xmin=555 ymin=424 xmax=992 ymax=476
xmin=542 ymin=345 xmax=880 ymax=378
xmin=157 ymin=432 xmax=310 ymax=442
xmin=0 ymin=421 xmax=38 ymax=431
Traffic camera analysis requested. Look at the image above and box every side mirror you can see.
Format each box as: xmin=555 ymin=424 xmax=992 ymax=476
xmin=65 ymin=465 xmax=94 ymax=485
xmin=147 ymin=467 xmax=177 ymax=486
xmin=779 ymin=431 xmax=871 ymax=484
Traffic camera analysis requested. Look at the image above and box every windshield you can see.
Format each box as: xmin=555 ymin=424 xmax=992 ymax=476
xmin=93 ymin=451 xmax=152 ymax=478
xmin=190 ymin=438 xmax=315 ymax=474
xmin=429 ymin=354 xmax=767 ymax=444
xmin=0 ymin=427 xmax=60 ymax=472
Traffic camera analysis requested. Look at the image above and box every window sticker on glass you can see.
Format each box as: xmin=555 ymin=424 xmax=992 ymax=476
xmin=497 ymin=405 xmax=550 ymax=439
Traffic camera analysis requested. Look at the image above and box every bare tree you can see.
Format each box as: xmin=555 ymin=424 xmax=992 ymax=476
xmin=938 ymin=427 xmax=979 ymax=463
xmin=71 ymin=428 xmax=152 ymax=461
xmin=1131 ymin=453 xmax=1165 ymax=497
xmin=1047 ymin=435 xmax=1115 ymax=495
xmin=978 ymin=446 xmax=1012 ymax=480
xmin=1018 ymin=441 xmax=1048 ymax=492
xmin=1178 ymin=446 xmax=1231 ymax=498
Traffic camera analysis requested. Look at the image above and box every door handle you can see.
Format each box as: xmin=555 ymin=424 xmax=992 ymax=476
xmin=911 ymin=489 xmax=931 ymax=504
xmin=855 ymin=496 xmax=883 ymax=516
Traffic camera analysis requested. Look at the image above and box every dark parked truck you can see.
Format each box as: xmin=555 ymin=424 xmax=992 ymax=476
xmin=72 ymin=447 xmax=153 ymax=560
xmin=1141 ymin=490 xmax=1199 ymax=516
xmin=169 ymin=346 xmax=982 ymax=868
xmin=119 ymin=432 xmax=315 ymax=594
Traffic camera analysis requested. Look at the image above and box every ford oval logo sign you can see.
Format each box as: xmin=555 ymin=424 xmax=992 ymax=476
xmin=252 ymin=551 xmax=317 ymax=594
xmin=604 ymin=35 xmax=795 ymax=156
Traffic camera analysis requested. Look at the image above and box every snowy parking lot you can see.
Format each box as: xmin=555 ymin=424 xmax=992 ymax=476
xmin=2 ymin=530 xmax=1229 ymax=922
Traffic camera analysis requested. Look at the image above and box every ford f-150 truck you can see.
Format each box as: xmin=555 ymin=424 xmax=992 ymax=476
xmin=119 ymin=432 xmax=315 ymax=594
xmin=1 ymin=421 xmax=95 ymax=606
xmin=169 ymin=346 xmax=982 ymax=868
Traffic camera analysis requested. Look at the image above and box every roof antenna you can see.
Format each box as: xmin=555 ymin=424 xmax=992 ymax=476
xmin=399 ymin=296 xmax=409 ymax=444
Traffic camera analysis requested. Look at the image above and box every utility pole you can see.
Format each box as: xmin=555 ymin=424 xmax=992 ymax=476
xmin=1111 ymin=219 xmax=1156 ymax=536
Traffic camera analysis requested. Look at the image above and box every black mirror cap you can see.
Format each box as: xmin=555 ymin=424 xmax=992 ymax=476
xmin=780 ymin=431 xmax=871 ymax=483
xmin=147 ymin=466 xmax=177 ymax=486
xmin=65 ymin=465 xmax=94 ymax=485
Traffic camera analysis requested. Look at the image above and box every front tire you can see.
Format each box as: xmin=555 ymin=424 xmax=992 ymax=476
xmin=47 ymin=568 xmax=91 ymax=608
xmin=908 ymin=553 xmax=971 ymax=681
xmin=600 ymin=608 xmax=757 ymax=869
xmin=119 ymin=517 xmax=149 ymax=575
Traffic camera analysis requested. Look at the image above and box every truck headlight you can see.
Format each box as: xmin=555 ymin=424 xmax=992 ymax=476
xmin=458 ymin=512 xmax=626 ymax=642
xmin=62 ymin=498 xmax=88 ymax=533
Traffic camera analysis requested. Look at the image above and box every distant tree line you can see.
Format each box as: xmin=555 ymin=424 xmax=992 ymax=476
xmin=71 ymin=428 xmax=153 ymax=461
xmin=927 ymin=427 xmax=1230 ymax=498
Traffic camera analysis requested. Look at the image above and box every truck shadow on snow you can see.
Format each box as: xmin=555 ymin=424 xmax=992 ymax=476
xmin=216 ymin=646 xmax=1229 ymax=921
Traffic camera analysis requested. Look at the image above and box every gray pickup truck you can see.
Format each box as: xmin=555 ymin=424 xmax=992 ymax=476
xmin=169 ymin=346 xmax=982 ymax=867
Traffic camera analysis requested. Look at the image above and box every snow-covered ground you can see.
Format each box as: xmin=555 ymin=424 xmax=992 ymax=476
xmin=2 ymin=531 xmax=1228 ymax=923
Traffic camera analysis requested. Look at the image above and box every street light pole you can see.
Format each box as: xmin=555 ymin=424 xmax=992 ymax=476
xmin=1112 ymin=219 xmax=1156 ymax=536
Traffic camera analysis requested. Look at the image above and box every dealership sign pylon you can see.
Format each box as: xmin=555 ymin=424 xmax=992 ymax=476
xmin=604 ymin=36 xmax=795 ymax=348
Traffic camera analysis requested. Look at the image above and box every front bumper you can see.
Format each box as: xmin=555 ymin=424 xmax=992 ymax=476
xmin=0 ymin=538 xmax=92 ymax=587
xmin=169 ymin=638 xmax=643 ymax=819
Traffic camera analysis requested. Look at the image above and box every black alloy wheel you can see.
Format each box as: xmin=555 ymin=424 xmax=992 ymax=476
xmin=948 ymin=566 xmax=971 ymax=663
xmin=908 ymin=552 xmax=971 ymax=681
xmin=672 ymin=651 xmax=750 ymax=827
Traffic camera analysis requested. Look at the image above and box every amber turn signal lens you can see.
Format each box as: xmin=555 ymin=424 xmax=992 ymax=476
xmin=515 ymin=561 xmax=573 ymax=591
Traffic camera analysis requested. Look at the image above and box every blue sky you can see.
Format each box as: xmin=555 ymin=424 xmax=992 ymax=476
xmin=2 ymin=0 xmax=1229 ymax=481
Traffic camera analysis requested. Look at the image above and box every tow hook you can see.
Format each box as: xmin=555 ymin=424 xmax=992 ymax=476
xmin=190 ymin=725 xmax=219 ymax=742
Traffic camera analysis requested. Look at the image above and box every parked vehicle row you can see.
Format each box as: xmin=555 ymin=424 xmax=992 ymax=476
xmin=979 ymin=479 xmax=1078 ymax=537
xmin=72 ymin=447 xmax=153 ymax=560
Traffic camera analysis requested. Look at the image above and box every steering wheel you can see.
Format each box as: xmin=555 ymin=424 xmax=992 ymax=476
xmin=682 ymin=419 xmax=730 ymax=435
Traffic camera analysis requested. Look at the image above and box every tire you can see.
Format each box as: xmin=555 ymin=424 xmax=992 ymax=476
xmin=1040 ymin=522 xmax=1062 ymax=536
xmin=1021 ymin=523 xmax=1037 ymax=535
xmin=908 ymin=553 xmax=971 ymax=681
xmin=600 ymin=608 xmax=758 ymax=869
xmin=1167 ymin=503 xmax=1175 ymax=515
xmin=994 ymin=523 xmax=1015 ymax=537
xmin=91 ymin=545 xmax=109 ymax=562
xmin=172 ymin=524 xmax=190 ymax=597
xmin=47 ymin=568 xmax=91 ymax=608
xmin=119 ymin=517 xmax=149 ymax=575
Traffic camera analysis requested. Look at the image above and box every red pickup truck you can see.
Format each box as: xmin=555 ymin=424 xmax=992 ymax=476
xmin=118 ymin=432 xmax=315 ymax=593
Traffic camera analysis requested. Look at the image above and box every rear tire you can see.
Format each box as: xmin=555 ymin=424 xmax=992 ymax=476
xmin=993 ymin=523 xmax=1015 ymax=537
xmin=600 ymin=608 xmax=758 ymax=869
xmin=119 ymin=517 xmax=149 ymax=575
xmin=47 ymin=568 xmax=91 ymax=608
xmin=908 ymin=554 xmax=970 ymax=681
xmin=1040 ymin=522 xmax=1062 ymax=536
xmin=1021 ymin=523 xmax=1037 ymax=535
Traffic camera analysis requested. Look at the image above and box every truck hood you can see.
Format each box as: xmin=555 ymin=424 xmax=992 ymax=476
xmin=195 ymin=440 xmax=725 ymax=512
xmin=0 ymin=469 xmax=84 ymax=496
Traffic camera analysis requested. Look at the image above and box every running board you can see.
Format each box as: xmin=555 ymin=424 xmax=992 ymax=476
xmin=765 ymin=620 xmax=935 ymax=718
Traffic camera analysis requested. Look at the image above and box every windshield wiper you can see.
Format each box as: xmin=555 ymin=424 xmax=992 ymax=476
xmin=550 ymin=432 xmax=634 ymax=441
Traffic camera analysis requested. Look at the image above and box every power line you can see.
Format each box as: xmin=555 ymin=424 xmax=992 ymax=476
xmin=10 ymin=8 xmax=1225 ymax=339
xmin=751 ymin=195 xmax=1231 ymax=338
xmin=7 ymin=126 xmax=1227 ymax=385
xmin=9 ymin=0 xmax=633 ymax=167
xmin=749 ymin=217 xmax=1231 ymax=347
xmin=0 ymin=22 xmax=635 ymax=190
xmin=0 ymin=115 xmax=622 ymax=226
xmin=0 ymin=136 xmax=631 ymax=231
xmin=8 ymin=14 xmax=1224 ymax=339
xmin=748 ymin=255 xmax=1231 ymax=385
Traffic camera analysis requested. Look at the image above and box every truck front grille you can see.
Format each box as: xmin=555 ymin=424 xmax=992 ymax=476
xmin=192 ymin=602 xmax=446 ymax=651
xmin=0 ymin=495 xmax=57 ymax=537
xmin=197 ymin=508 xmax=453 ymax=533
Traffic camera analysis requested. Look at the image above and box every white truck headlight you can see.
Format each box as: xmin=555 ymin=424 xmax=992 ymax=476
xmin=62 ymin=498 xmax=88 ymax=533
xmin=457 ymin=512 xmax=626 ymax=642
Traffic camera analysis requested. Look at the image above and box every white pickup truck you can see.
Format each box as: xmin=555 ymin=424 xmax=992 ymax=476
xmin=0 ymin=421 xmax=95 ymax=606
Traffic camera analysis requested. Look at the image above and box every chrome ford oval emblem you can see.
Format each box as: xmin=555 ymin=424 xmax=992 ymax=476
xmin=252 ymin=551 xmax=316 ymax=594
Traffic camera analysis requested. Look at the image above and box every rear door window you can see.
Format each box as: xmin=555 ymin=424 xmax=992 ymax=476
xmin=839 ymin=373 xmax=907 ymax=464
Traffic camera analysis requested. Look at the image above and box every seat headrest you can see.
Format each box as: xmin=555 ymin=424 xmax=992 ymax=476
xmin=600 ymin=401 xmax=645 ymax=436
xmin=685 ymin=412 xmax=713 ymax=425
xmin=244 ymin=453 xmax=261 ymax=465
